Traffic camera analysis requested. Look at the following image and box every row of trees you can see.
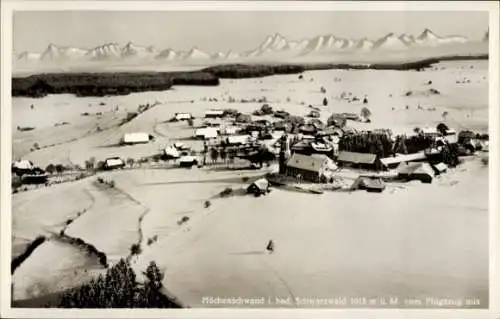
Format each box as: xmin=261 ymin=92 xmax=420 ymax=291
xmin=203 ymin=144 xmax=276 ymax=168
xmin=59 ymin=259 xmax=180 ymax=308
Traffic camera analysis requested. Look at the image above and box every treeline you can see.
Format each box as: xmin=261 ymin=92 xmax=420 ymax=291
xmin=12 ymin=71 xmax=218 ymax=97
xmin=202 ymin=64 xmax=305 ymax=78
xmin=59 ymin=259 xmax=181 ymax=308
xmin=12 ymin=56 xmax=487 ymax=97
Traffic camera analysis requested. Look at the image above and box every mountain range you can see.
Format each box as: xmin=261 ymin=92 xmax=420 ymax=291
xmin=14 ymin=28 xmax=488 ymax=65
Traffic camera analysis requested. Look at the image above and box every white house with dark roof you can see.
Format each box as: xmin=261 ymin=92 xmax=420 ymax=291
xmin=285 ymin=153 xmax=337 ymax=183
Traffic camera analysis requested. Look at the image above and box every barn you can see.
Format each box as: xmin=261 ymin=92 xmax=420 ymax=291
xmin=174 ymin=113 xmax=193 ymax=121
xmin=122 ymin=132 xmax=152 ymax=145
xmin=204 ymin=109 xmax=224 ymax=119
xmin=104 ymin=157 xmax=126 ymax=170
xmin=336 ymin=151 xmax=381 ymax=170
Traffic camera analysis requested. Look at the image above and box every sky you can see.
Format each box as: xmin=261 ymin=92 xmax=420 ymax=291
xmin=13 ymin=11 xmax=489 ymax=53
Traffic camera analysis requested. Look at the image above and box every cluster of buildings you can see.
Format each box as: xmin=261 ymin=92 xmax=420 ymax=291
xmin=274 ymin=122 xmax=481 ymax=188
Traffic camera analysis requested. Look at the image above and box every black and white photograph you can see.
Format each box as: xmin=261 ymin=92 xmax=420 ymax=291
xmin=1 ymin=1 xmax=499 ymax=318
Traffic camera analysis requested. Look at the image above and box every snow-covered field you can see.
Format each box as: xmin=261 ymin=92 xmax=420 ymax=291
xmin=11 ymin=60 xmax=489 ymax=307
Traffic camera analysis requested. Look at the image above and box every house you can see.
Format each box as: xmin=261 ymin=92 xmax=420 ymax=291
xmin=21 ymin=168 xmax=48 ymax=184
xmin=341 ymin=126 xmax=358 ymax=135
xmin=179 ymin=156 xmax=199 ymax=167
xmin=340 ymin=113 xmax=360 ymax=121
xmin=336 ymin=151 xmax=381 ymax=170
xmin=235 ymin=113 xmax=252 ymax=123
xmin=273 ymin=121 xmax=291 ymax=132
xmin=350 ymin=176 xmax=386 ymax=193
xmin=299 ymin=124 xmax=317 ymax=135
xmin=226 ymin=135 xmax=252 ymax=146
xmin=104 ymin=157 xmax=125 ymax=170
xmin=432 ymin=162 xmax=448 ymax=175
xmin=122 ymin=132 xmax=151 ymax=145
xmin=204 ymin=109 xmax=224 ymax=119
xmin=174 ymin=113 xmax=193 ymax=121
xmin=285 ymin=153 xmax=337 ymax=183
xmin=380 ymin=152 xmax=428 ymax=169
xmin=164 ymin=146 xmax=181 ymax=159
xmin=319 ymin=126 xmax=344 ymax=138
xmin=247 ymin=178 xmax=270 ymax=196
xmin=195 ymin=127 xmax=218 ymax=140
xmin=220 ymin=126 xmax=239 ymax=135
xmin=12 ymin=159 xmax=34 ymax=176
xmin=443 ymin=133 xmax=458 ymax=144
xmin=174 ymin=142 xmax=190 ymax=150
xmin=421 ymin=127 xmax=440 ymax=138
xmin=397 ymin=162 xmax=434 ymax=183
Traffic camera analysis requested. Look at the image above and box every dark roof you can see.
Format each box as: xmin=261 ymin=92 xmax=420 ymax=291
xmin=286 ymin=153 xmax=331 ymax=173
xmin=337 ymin=151 xmax=378 ymax=165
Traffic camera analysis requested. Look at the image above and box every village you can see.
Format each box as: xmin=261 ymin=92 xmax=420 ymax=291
xmin=12 ymin=91 xmax=489 ymax=196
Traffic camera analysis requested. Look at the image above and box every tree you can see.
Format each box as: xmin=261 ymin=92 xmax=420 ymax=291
xmin=55 ymin=164 xmax=65 ymax=175
xmin=85 ymin=157 xmax=96 ymax=170
xmin=360 ymin=107 xmax=372 ymax=121
xmin=436 ymin=123 xmax=449 ymax=136
xmin=320 ymin=87 xmax=326 ymax=94
xmin=130 ymin=243 xmax=142 ymax=255
xmin=45 ymin=164 xmax=55 ymax=175
xmin=210 ymin=148 xmax=219 ymax=164
xmin=96 ymin=161 xmax=105 ymax=171
xmin=219 ymin=148 xmax=227 ymax=164
xmin=323 ymin=97 xmax=328 ymax=106
xmin=59 ymin=258 xmax=179 ymax=308
xmin=126 ymin=158 xmax=135 ymax=168
xmin=260 ymin=104 xmax=273 ymax=115
xmin=413 ymin=127 xmax=421 ymax=134
xmin=187 ymin=119 xmax=194 ymax=127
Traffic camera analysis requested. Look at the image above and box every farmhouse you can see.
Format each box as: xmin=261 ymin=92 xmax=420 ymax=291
xmin=397 ymin=162 xmax=434 ymax=183
xmin=336 ymin=151 xmax=381 ymax=170
xmin=195 ymin=127 xmax=218 ymax=140
xmin=421 ymin=127 xmax=440 ymax=138
xmin=12 ymin=159 xmax=34 ymax=176
xmin=247 ymin=178 xmax=270 ymax=196
xmin=225 ymin=135 xmax=253 ymax=146
xmin=285 ymin=153 xmax=337 ymax=183
xmin=104 ymin=157 xmax=125 ymax=170
xmin=179 ymin=156 xmax=199 ymax=167
xmin=220 ymin=126 xmax=239 ymax=135
xmin=204 ymin=109 xmax=224 ymax=119
xmin=163 ymin=146 xmax=181 ymax=159
xmin=122 ymin=132 xmax=152 ymax=145
xmin=174 ymin=113 xmax=193 ymax=121
xmin=21 ymin=168 xmax=48 ymax=184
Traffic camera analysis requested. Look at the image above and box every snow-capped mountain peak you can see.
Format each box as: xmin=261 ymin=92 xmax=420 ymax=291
xmin=417 ymin=28 xmax=439 ymax=41
xmin=183 ymin=47 xmax=211 ymax=60
xmin=372 ymin=33 xmax=409 ymax=50
xmin=155 ymin=48 xmax=178 ymax=60
xmin=85 ymin=43 xmax=121 ymax=60
xmin=40 ymin=43 xmax=88 ymax=61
